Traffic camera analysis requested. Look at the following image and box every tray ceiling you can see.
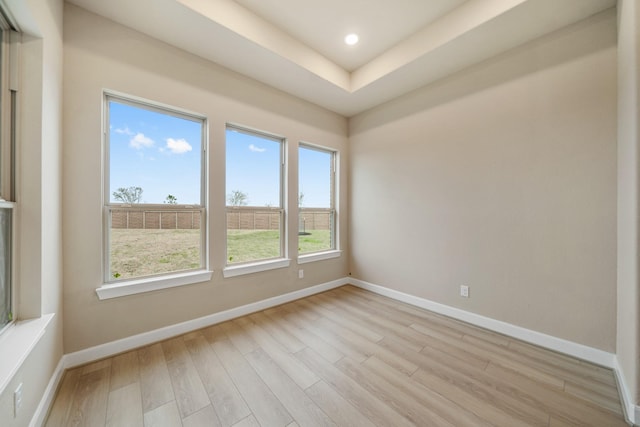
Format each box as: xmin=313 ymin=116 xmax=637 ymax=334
xmin=67 ymin=0 xmax=616 ymax=116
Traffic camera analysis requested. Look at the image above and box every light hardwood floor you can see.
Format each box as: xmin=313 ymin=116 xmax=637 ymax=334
xmin=45 ymin=285 xmax=629 ymax=426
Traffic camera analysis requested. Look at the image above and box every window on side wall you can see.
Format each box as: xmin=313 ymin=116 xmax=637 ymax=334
xmin=0 ymin=24 xmax=17 ymax=333
xmin=225 ymin=125 xmax=286 ymax=271
xmin=103 ymin=93 xmax=207 ymax=285
xmin=298 ymin=144 xmax=337 ymax=257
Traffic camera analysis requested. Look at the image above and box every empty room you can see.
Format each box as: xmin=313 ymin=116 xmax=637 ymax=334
xmin=0 ymin=0 xmax=639 ymax=426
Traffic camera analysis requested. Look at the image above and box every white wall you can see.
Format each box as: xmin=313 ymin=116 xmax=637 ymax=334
xmin=62 ymin=4 xmax=349 ymax=353
xmin=617 ymin=0 xmax=640 ymax=411
xmin=349 ymin=10 xmax=617 ymax=352
xmin=0 ymin=0 xmax=64 ymax=425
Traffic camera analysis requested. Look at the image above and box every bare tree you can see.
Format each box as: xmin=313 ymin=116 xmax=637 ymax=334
xmin=227 ymin=190 xmax=248 ymax=206
xmin=113 ymin=186 xmax=143 ymax=203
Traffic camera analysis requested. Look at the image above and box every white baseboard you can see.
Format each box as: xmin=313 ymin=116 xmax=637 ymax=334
xmin=30 ymin=277 xmax=640 ymax=427
xmin=32 ymin=278 xmax=347 ymax=426
xmin=613 ymin=358 xmax=639 ymax=426
xmin=30 ymin=357 xmax=65 ymax=427
xmin=349 ymin=278 xmax=615 ymax=367
xmin=349 ymin=279 xmax=640 ymax=425
xmin=64 ymin=277 xmax=348 ymax=368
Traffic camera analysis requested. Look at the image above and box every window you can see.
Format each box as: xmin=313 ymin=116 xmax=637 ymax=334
xmin=104 ymin=93 xmax=207 ymax=284
xmin=0 ymin=25 xmax=16 ymax=332
xmin=225 ymin=125 xmax=285 ymax=268
xmin=298 ymin=144 xmax=336 ymax=256
xmin=0 ymin=203 xmax=12 ymax=332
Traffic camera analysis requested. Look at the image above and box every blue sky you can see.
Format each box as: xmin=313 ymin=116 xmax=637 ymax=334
xmin=109 ymin=100 xmax=202 ymax=204
xmin=108 ymin=99 xmax=332 ymax=208
xmin=226 ymin=130 xmax=333 ymax=208
xmin=298 ymin=145 xmax=332 ymax=208
xmin=226 ymin=129 xmax=281 ymax=206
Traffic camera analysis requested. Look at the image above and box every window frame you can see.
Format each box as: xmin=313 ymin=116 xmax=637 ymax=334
xmin=0 ymin=24 xmax=17 ymax=334
xmin=99 ymin=91 xmax=211 ymax=298
xmin=297 ymin=142 xmax=341 ymax=263
xmin=0 ymin=201 xmax=14 ymax=335
xmin=223 ymin=124 xmax=289 ymax=278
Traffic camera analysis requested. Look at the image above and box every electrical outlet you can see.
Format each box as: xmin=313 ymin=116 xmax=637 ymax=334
xmin=14 ymin=383 xmax=22 ymax=417
xmin=298 ymin=269 xmax=304 ymax=279
xmin=460 ymin=285 xmax=469 ymax=298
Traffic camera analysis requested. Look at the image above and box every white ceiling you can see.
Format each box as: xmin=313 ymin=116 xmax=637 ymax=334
xmin=232 ymin=0 xmax=468 ymax=71
xmin=67 ymin=0 xmax=616 ymax=117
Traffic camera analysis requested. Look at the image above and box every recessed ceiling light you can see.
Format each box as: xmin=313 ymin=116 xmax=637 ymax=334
xmin=344 ymin=33 xmax=359 ymax=46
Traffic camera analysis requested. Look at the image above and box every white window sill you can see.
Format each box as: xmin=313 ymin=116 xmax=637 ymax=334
xmin=96 ymin=270 xmax=213 ymax=300
xmin=298 ymin=250 xmax=342 ymax=264
xmin=223 ymin=258 xmax=291 ymax=278
xmin=0 ymin=313 xmax=54 ymax=394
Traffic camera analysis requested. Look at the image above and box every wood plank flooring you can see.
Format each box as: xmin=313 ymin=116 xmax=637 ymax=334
xmin=44 ymin=285 xmax=629 ymax=426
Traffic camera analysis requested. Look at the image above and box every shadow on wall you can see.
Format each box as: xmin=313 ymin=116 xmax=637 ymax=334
xmin=63 ymin=3 xmax=346 ymax=135
xmin=350 ymin=9 xmax=616 ymax=134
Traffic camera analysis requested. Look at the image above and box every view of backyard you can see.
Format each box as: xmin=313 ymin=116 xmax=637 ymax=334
xmin=110 ymin=228 xmax=332 ymax=279
xmin=110 ymin=229 xmax=201 ymax=279
xmin=106 ymin=98 xmax=336 ymax=282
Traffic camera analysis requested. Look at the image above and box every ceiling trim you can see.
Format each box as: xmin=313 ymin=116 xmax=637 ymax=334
xmin=177 ymin=0 xmax=351 ymax=91
xmin=66 ymin=0 xmax=616 ymax=116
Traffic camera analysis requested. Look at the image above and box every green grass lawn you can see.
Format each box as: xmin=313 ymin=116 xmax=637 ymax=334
xmin=298 ymin=230 xmax=332 ymax=254
xmin=227 ymin=229 xmax=332 ymax=263
xmin=110 ymin=229 xmax=202 ymax=280
xmin=110 ymin=228 xmax=332 ymax=279
xmin=226 ymin=230 xmax=281 ymax=263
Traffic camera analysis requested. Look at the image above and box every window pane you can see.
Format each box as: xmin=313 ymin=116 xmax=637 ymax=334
xmin=0 ymin=207 xmax=11 ymax=329
xmin=0 ymin=29 xmax=16 ymax=202
xmin=226 ymin=127 xmax=283 ymax=264
xmin=108 ymin=100 xmax=202 ymax=205
xmin=0 ymin=27 xmax=15 ymax=332
xmin=106 ymin=96 xmax=205 ymax=281
xmin=109 ymin=208 xmax=203 ymax=280
xmin=299 ymin=145 xmax=335 ymax=254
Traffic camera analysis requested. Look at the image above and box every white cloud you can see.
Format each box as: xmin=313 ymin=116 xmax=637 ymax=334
xmin=130 ymin=133 xmax=154 ymax=149
xmin=249 ymin=144 xmax=266 ymax=153
xmin=115 ymin=127 xmax=134 ymax=136
xmin=166 ymin=138 xmax=192 ymax=154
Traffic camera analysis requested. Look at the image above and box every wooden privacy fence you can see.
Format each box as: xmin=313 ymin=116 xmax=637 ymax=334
xmin=226 ymin=207 xmax=332 ymax=231
xmin=298 ymin=208 xmax=332 ymax=231
xmin=111 ymin=209 xmax=202 ymax=229
xmin=226 ymin=208 xmax=281 ymax=230
xmin=111 ymin=208 xmax=332 ymax=230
